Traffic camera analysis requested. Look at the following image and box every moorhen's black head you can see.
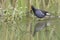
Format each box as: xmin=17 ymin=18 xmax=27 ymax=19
xmin=31 ymin=5 xmax=36 ymax=12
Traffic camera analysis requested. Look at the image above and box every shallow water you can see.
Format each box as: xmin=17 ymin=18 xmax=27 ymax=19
xmin=0 ymin=14 xmax=60 ymax=40
xmin=0 ymin=11 xmax=60 ymax=40
xmin=29 ymin=17 xmax=60 ymax=40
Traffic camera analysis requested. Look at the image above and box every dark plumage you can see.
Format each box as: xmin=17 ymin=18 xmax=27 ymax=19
xmin=31 ymin=5 xmax=50 ymax=18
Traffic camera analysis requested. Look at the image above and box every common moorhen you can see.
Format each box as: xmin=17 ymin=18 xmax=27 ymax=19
xmin=31 ymin=5 xmax=50 ymax=18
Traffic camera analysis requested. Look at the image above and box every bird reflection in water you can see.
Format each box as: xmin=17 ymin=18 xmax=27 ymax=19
xmin=33 ymin=20 xmax=51 ymax=36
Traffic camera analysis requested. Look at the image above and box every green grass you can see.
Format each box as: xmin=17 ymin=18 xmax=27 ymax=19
xmin=0 ymin=0 xmax=60 ymax=40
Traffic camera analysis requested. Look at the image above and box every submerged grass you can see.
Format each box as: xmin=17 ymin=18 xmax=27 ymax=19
xmin=0 ymin=0 xmax=60 ymax=40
